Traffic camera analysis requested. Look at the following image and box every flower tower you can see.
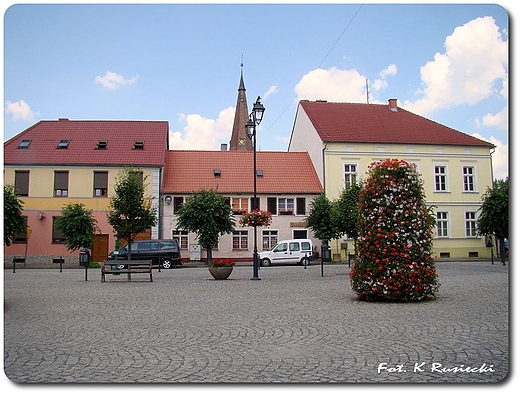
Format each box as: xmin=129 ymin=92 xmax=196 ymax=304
xmin=350 ymin=158 xmax=439 ymax=301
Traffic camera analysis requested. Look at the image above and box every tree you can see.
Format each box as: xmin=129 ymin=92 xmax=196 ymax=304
xmin=176 ymin=189 xmax=235 ymax=264
xmin=350 ymin=159 xmax=439 ymax=301
xmin=477 ymin=178 xmax=509 ymax=265
xmin=106 ymin=168 xmax=157 ymax=260
xmin=4 ymin=184 xmax=26 ymax=246
xmin=332 ymin=182 xmax=361 ymax=241
xmin=56 ymin=203 xmax=99 ymax=251
xmin=305 ymin=194 xmax=341 ymax=245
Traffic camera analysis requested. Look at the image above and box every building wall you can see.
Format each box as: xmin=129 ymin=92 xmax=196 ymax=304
xmin=4 ymin=165 xmax=160 ymax=264
xmin=322 ymin=142 xmax=494 ymax=259
xmin=162 ymin=194 xmax=322 ymax=262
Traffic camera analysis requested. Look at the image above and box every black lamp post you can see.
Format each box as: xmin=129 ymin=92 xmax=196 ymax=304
xmin=246 ymin=96 xmax=265 ymax=281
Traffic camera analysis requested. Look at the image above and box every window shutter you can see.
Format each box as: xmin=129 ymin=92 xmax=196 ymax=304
xmin=93 ymin=171 xmax=108 ymax=189
xmin=14 ymin=171 xmax=29 ymax=196
xmin=267 ymin=197 xmax=277 ymax=215
xmin=54 ymin=171 xmax=69 ymax=190
xmin=296 ymin=197 xmax=306 ymax=215
xmin=250 ymin=197 xmax=260 ymax=210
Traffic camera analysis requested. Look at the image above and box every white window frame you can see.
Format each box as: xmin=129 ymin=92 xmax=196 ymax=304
xmin=465 ymin=211 xmax=478 ymax=238
xmin=344 ymin=163 xmax=358 ymax=188
xmin=462 ymin=166 xmax=476 ymax=192
xmin=278 ymin=197 xmax=295 ymax=214
xmin=232 ymin=230 xmax=249 ymax=250
xmin=436 ymin=211 xmax=450 ymax=238
xmin=262 ymin=230 xmax=278 ymax=251
xmin=434 ymin=165 xmax=449 ymax=192
xmin=231 ymin=197 xmax=249 ymax=214
xmin=172 ymin=229 xmax=190 ymax=250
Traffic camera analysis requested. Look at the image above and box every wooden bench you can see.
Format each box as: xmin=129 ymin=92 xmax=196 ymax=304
xmin=101 ymin=260 xmax=153 ymax=282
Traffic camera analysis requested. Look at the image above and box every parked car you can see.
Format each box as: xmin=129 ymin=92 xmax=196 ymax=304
xmin=107 ymin=239 xmax=182 ymax=269
xmin=259 ymin=239 xmax=313 ymax=267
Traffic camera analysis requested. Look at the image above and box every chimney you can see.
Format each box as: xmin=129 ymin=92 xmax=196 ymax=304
xmin=388 ymin=98 xmax=398 ymax=112
xmin=221 ymin=143 xmax=228 ymax=151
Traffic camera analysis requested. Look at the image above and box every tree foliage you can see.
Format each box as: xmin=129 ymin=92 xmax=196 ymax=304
xmin=4 ymin=184 xmax=26 ymax=246
xmin=176 ymin=189 xmax=235 ymax=264
xmin=305 ymin=194 xmax=341 ymax=243
xmin=106 ymin=168 xmax=157 ymax=259
xmin=350 ymin=159 xmax=439 ymax=301
xmin=332 ymin=182 xmax=361 ymax=241
xmin=477 ymin=178 xmax=508 ymax=264
xmin=56 ymin=203 xmax=99 ymax=251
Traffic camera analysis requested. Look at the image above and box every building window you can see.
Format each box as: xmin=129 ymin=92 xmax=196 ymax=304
xmin=296 ymin=197 xmax=306 ymax=215
xmin=172 ymin=230 xmax=189 ymax=250
xmin=232 ymin=197 xmax=249 ymax=215
xmin=463 ymin=166 xmax=475 ymax=192
xmin=12 ymin=216 xmax=28 ymax=244
xmin=465 ymin=211 xmax=478 ymax=237
xmin=54 ymin=171 xmax=69 ymax=197
xmin=267 ymin=197 xmax=278 ymax=215
xmin=262 ymin=230 xmax=278 ymax=250
xmin=93 ymin=171 xmax=108 ymax=197
xmin=344 ymin=164 xmax=358 ymax=188
xmin=173 ymin=197 xmax=185 ymax=214
xmin=57 ymin=140 xmax=70 ymax=149
xmin=436 ymin=211 xmax=449 ymax=237
xmin=18 ymin=140 xmax=31 ymax=149
xmin=278 ymin=198 xmax=295 ymax=215
xmin=434 ymin=165 xmax=448 ymax=192
xmin=14 ymin=171 xmax=29 ymax=196
xmin=52 ymin=217 xmax=66 ymax=243
xmin=233 ymin=231 xmax=249 ymax=250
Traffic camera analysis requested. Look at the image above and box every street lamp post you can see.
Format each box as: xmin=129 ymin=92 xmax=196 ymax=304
xmin=246 ymin=96 xmax=265 ymax=281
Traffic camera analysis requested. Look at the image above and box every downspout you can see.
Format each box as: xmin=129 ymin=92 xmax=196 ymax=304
xmin=158 ymin=166 xmax=163 ymax=239
xmin=489 ymin=147 xmax=496 ymax=183
xmin=322 ymin=142 xmax=327 ymax=194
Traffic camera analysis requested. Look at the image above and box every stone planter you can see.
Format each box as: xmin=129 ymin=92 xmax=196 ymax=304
xmin=208 ymin=266 xmax=233 ymax=280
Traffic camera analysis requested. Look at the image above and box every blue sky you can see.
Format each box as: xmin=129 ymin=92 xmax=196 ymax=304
xmin=2 ymin=2 xmax=509 ymax=179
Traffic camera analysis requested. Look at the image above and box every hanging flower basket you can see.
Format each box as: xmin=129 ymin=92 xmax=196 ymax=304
xmin=239 ymin=209 xmax=272 ymax=227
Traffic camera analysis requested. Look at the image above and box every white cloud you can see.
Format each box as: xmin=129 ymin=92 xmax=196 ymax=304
xmin=262 ymin=85 xmax=278 ymax=101
xmin=5 ymin=100 xmax=36 ymax=122
xmin=472 ymin=133 xmax=508 ymax=180
xmin=170 ymin=107 xmax=234 ymax=150
xmin=372 ymin=64 xmax=397 ymax=91
xmin=403 ymin=16 xmax=508 ymax=116
xmin=295 ymin=66 xmax=368 ymax=102
xmin=94 ymin=71 xmax=138 ymax=89
xmin=475 ymin=106 xmax=507 ymax=130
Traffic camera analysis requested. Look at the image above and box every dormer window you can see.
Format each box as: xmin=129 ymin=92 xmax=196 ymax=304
xmin=214 ymin=169 xmax=221 ymax=178
xmin=256 ymin=169 xmax=264 ymax=177
xmin=57 ymin=140 xmax=69 ymax=149
xmin=133 ymin=140 xmax=144 ymax=150
xmin=96 ymin=140 xmax=107 ymax=149
xmin=18 ymin=140 xmax=31 ymax=149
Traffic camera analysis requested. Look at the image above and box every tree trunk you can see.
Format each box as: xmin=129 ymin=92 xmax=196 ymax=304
xmin=206 ymin=246 xmax=213 ymax=265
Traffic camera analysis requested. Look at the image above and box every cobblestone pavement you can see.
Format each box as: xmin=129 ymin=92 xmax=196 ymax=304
xmin=3 ymin=261 xmax=509 ymax=384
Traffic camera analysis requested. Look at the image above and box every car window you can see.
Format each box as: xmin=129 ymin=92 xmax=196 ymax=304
xmin=301 ymin=242 xmax=311 ymax=251
xmin=150 ymin=242 xmax=159 ymax=251
xmin=289 ymin=242 xmax=300 ymax=251
xmin=139 ymin=242 xmax=151 ymax=251
xmin=274 ymin=243 xmax=287 ymax=252
xmin=160 ymin=241 xmax=176 ymax=250
xmin=130 ymin=243 xmax=138 ymax=252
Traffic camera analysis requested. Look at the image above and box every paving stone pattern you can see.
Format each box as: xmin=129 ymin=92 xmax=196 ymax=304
xmin=4 ymin=261 xmax=508 ymax=383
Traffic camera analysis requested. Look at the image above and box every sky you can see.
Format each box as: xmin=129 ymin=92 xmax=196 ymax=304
xmin=2 ymin=1 xmax=510 ymax=180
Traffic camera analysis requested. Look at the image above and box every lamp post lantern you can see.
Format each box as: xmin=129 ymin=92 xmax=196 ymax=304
xmin=246 ymin=96 xmax=265 ymax=280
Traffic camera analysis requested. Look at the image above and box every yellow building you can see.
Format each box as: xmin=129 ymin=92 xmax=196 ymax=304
xmin=4 ymin=119 xmax=168 ymax=264
xmin=288 ymin=99 xmax=496 ymax=260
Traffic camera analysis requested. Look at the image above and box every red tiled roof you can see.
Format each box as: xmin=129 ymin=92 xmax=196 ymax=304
xmin=4 ymin=119 xmax=168 ymax=166
xmin=163 ymin=150 xmax=323 ymax=194
xmin=299 ymin=100 xmax=495 ymax=148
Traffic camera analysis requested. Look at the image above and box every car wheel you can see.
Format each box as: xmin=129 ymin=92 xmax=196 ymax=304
xmin=116 ymin=264 xmax=126 ymax=270
xmin=161 ymin=259 xmax=172 ymax=269
xmin=260 ymin=258 xmax=271 ymax=267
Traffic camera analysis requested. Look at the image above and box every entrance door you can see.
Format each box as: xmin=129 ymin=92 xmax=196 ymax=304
xmin=92 ymin=234 xmax=109 ymax=263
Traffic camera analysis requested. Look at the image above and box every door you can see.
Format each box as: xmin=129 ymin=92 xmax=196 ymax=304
xmin=92 ymin=234 xmax=109 ymax=263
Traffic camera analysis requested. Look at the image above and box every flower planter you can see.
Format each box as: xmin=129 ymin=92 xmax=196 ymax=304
xmin=208 ymin=266 xmax=233 ymax=280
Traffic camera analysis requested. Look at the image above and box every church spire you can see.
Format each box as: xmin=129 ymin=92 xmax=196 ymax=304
xmin=229 ymin=62 xmax=253 ymax=151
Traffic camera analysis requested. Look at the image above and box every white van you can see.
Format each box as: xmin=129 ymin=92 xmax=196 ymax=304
xmin=259 ymin=239 xmax=313 ymax=267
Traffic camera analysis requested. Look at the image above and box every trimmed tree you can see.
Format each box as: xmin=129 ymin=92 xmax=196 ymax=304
xmin=106 ymin=168 xmax=157 ymax=260
xmin=176 ymin=189 xmax=235 ymax=264
xmin=332 ymin=182 xmax=361 ymax=241
xmin=56 ymin=203 xmax=99 ymax=251
xmin=350 ymin=158 xmax=439 ymax=301
xmin=477 ymin=178 xmax=508 ymax=265
xmin=306 ymin=194 xmax=341 ymax=247
xmin=4 ymin=184 xmax=26 ymax=246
